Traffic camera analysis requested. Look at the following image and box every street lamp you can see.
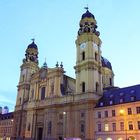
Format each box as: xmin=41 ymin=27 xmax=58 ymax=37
xmin=63 ymin=112 xmax=66 ymax=139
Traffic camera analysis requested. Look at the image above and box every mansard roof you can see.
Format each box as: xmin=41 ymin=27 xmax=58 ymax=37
xmin=96 ymin=84 xmax=140 ymax=108
xmin=0 ymin=112 xmax=13 ymax=120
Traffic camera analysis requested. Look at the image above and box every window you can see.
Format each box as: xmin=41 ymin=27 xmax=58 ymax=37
xmin=27 ymin=123 xmax=30 ymax=131
xmin=82 ymin=82 xmax=85 ymax=92
xmin=137 ymin=121 xmax=140 ymax=130
xmin=80 ymin=124 xmax=85 ymax=133
xmin=97 ymin=138 xmax=102 ymax=140
xmin=112 ymin=110 xmax=115 ymax=117
xmin=120 ymin=122 xmax=124 ymax=131
xmin=120 ymin=92 xmax=124 ymax=96
xmin=95 ymin=52 xmax=98 ymax=61
xmin=106 ymin=138 xmax=112 ymax=140
xmin=128 ymin=122 xmax=133 ymax=130
xmin=118 ymin=138 xmax=123 ymax=140
xmin=120 ymin=98 xmax=124 ymax=103
xmin=31 ymin=89 xmax=34 ymax=99
xmin=100 ymin=102 xmax=103 ymax=106
xmin=98 ymin=112 xmax=101 ymax=118
xmin=47 ymin=121 xmax=52 ymax=135
xmin=41 ymin=87 xmax=45 ymax=100
xmin=136 ymin=107 xmax=140 ymax=114
xmin=109 ymin=78 xmax=112 ymax=86
xmin=130 ymin=96 xmax=135 ymax=102
xmin=98 ymin=123 xmax=101 ymax=132
xmin=109 ymin=100 xmax=113 ymax=105
xmin=128 ymin=108 xmax=132 ymax=115
xmin=59 ymin=114 xmax=63 ymax=120
xmin=96 ymin=82 xmax=99 ymax=92
xmin=82 ymin=52 xmax=85 ymax=60
xmin=81 ymin=112 xmax=85 ymax=118
xmin=105 ymin=123 xmax=109 ymax=131
xmin=112 ymin=123 xmax=116 ymax=131
xmin=105 ymin=111 xmax=108 ymax=118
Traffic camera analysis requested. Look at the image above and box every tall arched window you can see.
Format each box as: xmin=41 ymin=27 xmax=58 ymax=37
xmin=106 ymin=138 xmax=112 ymax=140
xmin=82 ymin=52 xmax=85 ymax=60
xmin=109 ymin=78 xmax=112 ymax=86
xmin=95 ymin=52 xmax=98 ymax=61
xmin=96 ymin=82 xmax=99 ymax=92
xmin=41 ymin=87 xmax=45 ymax=100
xmin=82 ymin=82 xmax=86 ymax=93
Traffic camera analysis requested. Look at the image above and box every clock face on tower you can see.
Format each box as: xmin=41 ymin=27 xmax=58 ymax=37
xmin=80 ymin=42 xmax=86 ymax=49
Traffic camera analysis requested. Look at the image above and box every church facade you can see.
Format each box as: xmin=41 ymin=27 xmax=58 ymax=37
xmin=14 ymin=8 xmax=140 ymax=140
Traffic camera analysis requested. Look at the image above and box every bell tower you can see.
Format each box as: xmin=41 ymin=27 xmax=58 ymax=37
xmin=16 ymin=40 xmax=39 ymax=107
xmin=75 ymin=8 xmax=103 ymax=96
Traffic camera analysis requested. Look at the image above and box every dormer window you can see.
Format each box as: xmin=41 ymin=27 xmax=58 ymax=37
xmin=120 ymin=98 xmax=124 ymax=103
xmin=130 ymin=96 xmax=135 ymax=102
xmin=130 ymin=90 xmax=135 ymax=93
xmin=100 ymin=102 xmax=104 ymax=106
xmin=109 ymin=100 xmax=113 ymax=105
xmin=110 ymin=94 xmax=113 ymax=98
xmin=120 ymin=92 xmax=124 ymax=96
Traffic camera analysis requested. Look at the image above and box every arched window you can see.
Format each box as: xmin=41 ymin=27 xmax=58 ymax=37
xmin=96 ymin=82 xmax=99 ymax=92
xmin=97 ymin=138 xmax=102 ymax=140
xmin=31 ymin=89 xmax=34 ymax=99
xmin=95 ymin=52 xmax=98 ymax=61
xmin=28 ymin=123 xmax=30 ymax=131
xmin=80 ymin=123 xmax=85 ymax=133
xmin=118 ymin=138 xmax=123 ymax=140
xmin=41 ymin=87 xmax=45 ymax=100
xmin=128 ymin=136 xmax=135 ymax=140
xmin=109 ymin=78 xmax=112 ymax=86
xmin=82 ymin=82 xmax=85 ymax=92
xmin=47 ymin=121 xmax=52 ymax=135
xmin=82 ymin=52 xmax=85 ymax=60
xmin=106 ymin=138 xmax=112 ymax=140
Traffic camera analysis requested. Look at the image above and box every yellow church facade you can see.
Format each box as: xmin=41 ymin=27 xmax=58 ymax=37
xmin=12 ymin=8 xmax=140 ymax=140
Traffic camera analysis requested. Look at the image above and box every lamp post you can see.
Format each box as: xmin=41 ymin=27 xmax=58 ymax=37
xmin=63 ymin=111 xmax=66 ymax=139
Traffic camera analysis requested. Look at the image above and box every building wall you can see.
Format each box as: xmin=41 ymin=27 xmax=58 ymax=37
xmin=94 ymin=101 xmax=140 ymax=140
xmin=0 ymin=113 xmax=14 ymax=140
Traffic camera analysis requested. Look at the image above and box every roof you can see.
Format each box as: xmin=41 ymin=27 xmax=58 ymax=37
xmin=27 ymin=41 xmax=38 ymax=49
xmin=101 ymin=57 xmax=112 ymax=70
xmin=82 ymin=10 xmax=95 ymax=19
xmin=0 ymin=112 xmax=13 ymax=120
xmin=96 ymin=84 xmax=140 ymax=108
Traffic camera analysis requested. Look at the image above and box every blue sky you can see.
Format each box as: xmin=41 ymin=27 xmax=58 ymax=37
xmin=0 ymin=0 xmax=140 ymax=111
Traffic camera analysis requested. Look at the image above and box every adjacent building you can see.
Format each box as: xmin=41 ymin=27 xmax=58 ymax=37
xmin=12 ymin=8 xmax=139 ymax=140
xmin=95 ymin=85 xmax=140 ymax=140
xmin=0 ymin=112 xmax=14 ymax=140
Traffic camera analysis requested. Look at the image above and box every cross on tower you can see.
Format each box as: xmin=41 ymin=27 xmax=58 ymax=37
xmin=84 ymin=5 xmax=89 ymax=11
xmin=31 ymin=38 xmax=35 ymax=43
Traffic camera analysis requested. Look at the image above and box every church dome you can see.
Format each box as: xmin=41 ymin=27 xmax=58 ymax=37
xmin=82 ymin=10 xmax=95 ymax=19
xmin=101 ymin=57 xmax=112 ymax=70
xmin=27 ymin=40 xmax=38 ymax=49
